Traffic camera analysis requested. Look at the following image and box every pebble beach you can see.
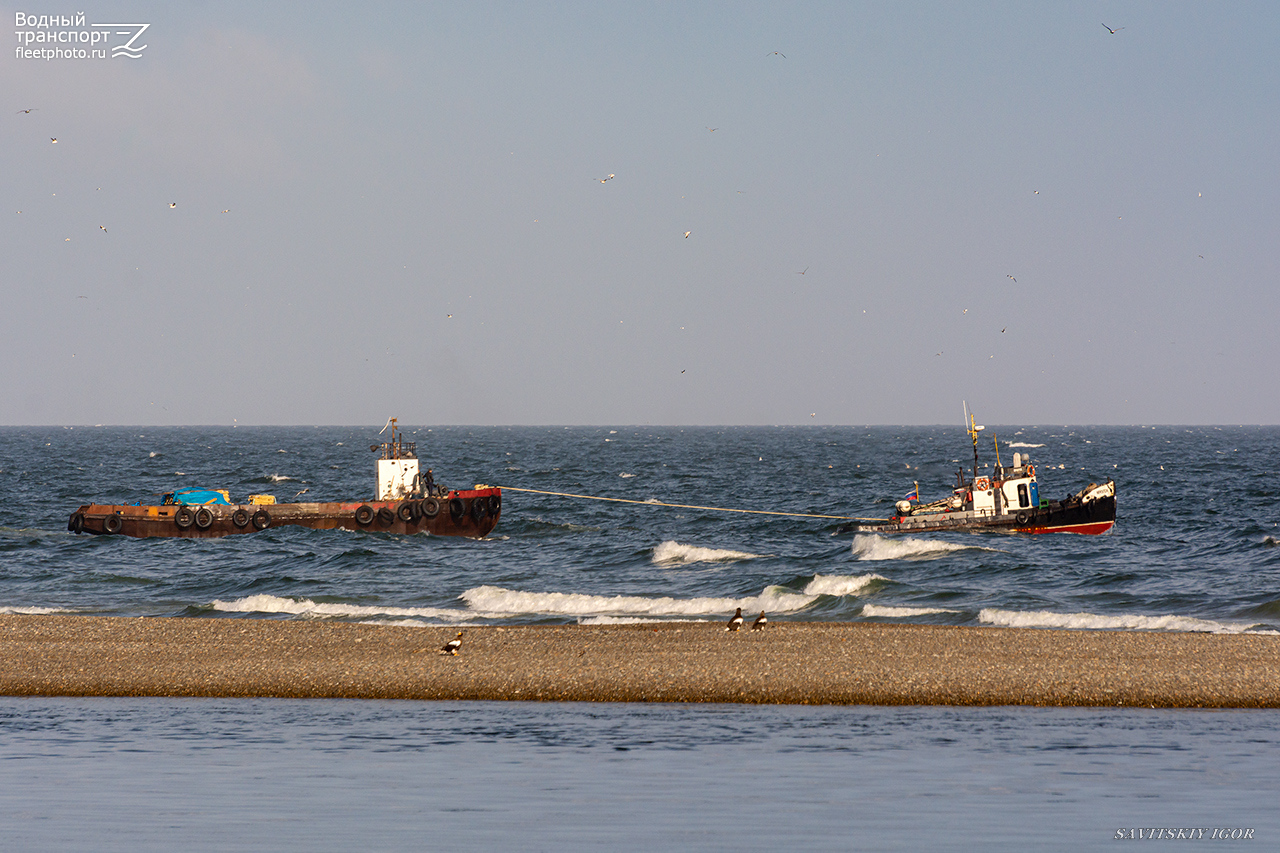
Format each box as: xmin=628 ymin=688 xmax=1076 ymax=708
xmin=4 ymin=614 xmax=1279 ymax=707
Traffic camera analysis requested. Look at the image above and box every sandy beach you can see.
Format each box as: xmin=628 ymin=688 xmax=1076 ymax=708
xmin=3 ymin=614 xmax=1279 ymax=707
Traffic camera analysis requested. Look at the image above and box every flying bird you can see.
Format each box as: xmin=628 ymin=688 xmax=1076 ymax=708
xmin=221 ymin=209 xmax=230 ymax=213
xmin=600 ymin=174 xmax=614 ymax=183
xmin=726 ymin=607 xmax=744 ymax=632
xmin=706 ymin=127 xmax=718 ymax=132
xmin=99 ymin=225 xmax=107 ymax=233
xmin=767 ymin=51 xmax=786 ymax=58
xmin=683 ymin=231 xmax=691 ymax=239
xmin=797 ymin=267 xmax=808 ymax=275
xmin=16 ymin=108 xmax=37 ymax=114
xmin=1102 ymin=23 xmax=1123 ymax=34
xmin=169 ymin=202 xmax=176 ymax=208
xmin=1001 ymin=327 xmax=1006 ymax=333
xmin=294 ymin=488 xmax=309 ymax=498
xmin=751 ymin=612 xmax=767 ymax=631
xmin=1007 ymin=275 xmax=1016 ymax=283
xmin=440 ymin=631 xmax=463 ymax=655
xmin=50 ymin=137 xmax=57 ymax=143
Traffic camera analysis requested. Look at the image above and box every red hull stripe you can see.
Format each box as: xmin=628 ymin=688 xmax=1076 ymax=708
xmin=1028 ymin=520 xmax=1115 ymax=535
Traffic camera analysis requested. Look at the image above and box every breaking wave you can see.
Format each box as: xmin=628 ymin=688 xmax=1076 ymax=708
xmin=862 ymin=604 xmax=960 ymax=618
xmin=652 ymin=540 xmax=763 ymax=565
xmin=851 ymin=534 xmax=996 ymax=561
xmin=0 ymin=605 xmax=74 ymax=615
xmin=978 ymin=608 xmax=1273 ymax=634
xmin=209 ymin=594 xmax=464 ymax=621
xmin=803 ymin=573 xmax=884 ymax=596
xmin=1006 ymin=442 xmax=1045 ymax=448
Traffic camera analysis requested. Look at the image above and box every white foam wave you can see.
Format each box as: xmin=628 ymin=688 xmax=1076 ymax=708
xmin=802 ymin=573 xmax=885 ymax=596
xmin=577 ymin=615 xmax=703 ymax=625
xmin=0 ymin=605 xmax=73 ymax=615
xmin=862 ymin=604 xmax=958 ymax=618
xmin=463 ymin=584 xmax=823 ymax=617
xmin=652 ymin=540 xmax=762 ymax=565
xmin=1006 ymin=442 xmax=1045 ymax=448
xmin=210 ymin=594 xmax=463 ymax=621
xmin=852 ymin=534 xmax=992 ymax=561
xmin=268 ymin=474 xmax=294 ymax=482
xmin=619 ymin=472 xmax=636 ymax=478
xmin=978 ymin=608 xmax=1266 ymax=634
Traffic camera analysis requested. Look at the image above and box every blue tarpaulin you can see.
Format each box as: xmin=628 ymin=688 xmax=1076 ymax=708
xmin=167 ymin=488 xmax=232 ymax=506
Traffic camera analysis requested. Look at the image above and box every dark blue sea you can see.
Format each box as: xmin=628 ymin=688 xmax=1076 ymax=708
xmin=3 ymin=425 xmax=1279 ymax=849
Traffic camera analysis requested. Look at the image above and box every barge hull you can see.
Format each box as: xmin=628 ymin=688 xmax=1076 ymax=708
xmin=68 ymin=489 xmax=501 ymax=540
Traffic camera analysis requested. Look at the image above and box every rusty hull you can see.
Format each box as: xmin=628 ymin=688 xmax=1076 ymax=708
xmin=67 ymin=489 xmax=501 ymax=539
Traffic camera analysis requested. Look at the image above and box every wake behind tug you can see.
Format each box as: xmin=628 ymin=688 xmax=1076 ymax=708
xmin=68 ymin=420 xmax=501 ymax=539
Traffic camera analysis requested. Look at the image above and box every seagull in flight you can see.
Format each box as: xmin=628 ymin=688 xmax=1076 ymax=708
xmin=684 ymin=231 xmax=691 ymax=238
xmin=50 ymin=137 xmax=57 ymax=143
xmin=1007 ymin=275 xmax=1016 ymax=283
xmin=169 ymin=202 xmax=176 ymax=208
xmin=16 ymin=108 xmax=37 ymax=114
xmin=99 ymin=225 xmax=107 ymax=233
xmin=1102 ymin=23 xmax=1123 ymax=34
xmin=767 ymin=51 xmax=786 ymax=58
xmin=797 ymin=267 xmax=808 ymax=275
xmin=600 ymin=174 xmax=614 ymax=183
xmin=706 ymin=127 xmax=718 ymax=132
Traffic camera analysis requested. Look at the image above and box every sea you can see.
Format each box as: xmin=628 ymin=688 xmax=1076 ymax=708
xmin=2 ymin=424 xmax=1279 ymax=850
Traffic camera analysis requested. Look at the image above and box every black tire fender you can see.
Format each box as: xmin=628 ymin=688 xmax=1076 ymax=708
xmin=103 ymin=513 xmax=123 ymax=534
xmin=231 ymin=509 xmax=250 ymax=528
xmin=421 ymin=497 xmax=441 ymax=518
xmin=251 ymin=509 xmax=271 ymax=530
xmin=69 ymin=513 xmax=85 ymax=533
xmin=194 ymin=507 xmax=214 ymax=529
xmin=377 ymin=506 xmax=395 ymax=526
xmin=471 ymin=498 xmax=487 ymax=521
xmin=397 ymin=501 xmax=416 ymax=523
xmin=488 ymin=494 xmax=501 ymax=515
xmin=175 ymin=507 xmax=194 ymax=529
xmin=449 ymin=497 xmax=464 ymax=521
xmin=1015 ymin=511 xmax=1029 ymax=525
xmin=355 ymin=504 xmax=375 ymax=525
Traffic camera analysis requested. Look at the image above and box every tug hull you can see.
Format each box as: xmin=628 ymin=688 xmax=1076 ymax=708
xmin=852 ymin=492 xmax=1116 ymax=536
xmin=68 ymin=489 xmax=501 ymax=539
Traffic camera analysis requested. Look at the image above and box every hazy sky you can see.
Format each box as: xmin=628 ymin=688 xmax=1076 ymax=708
xmin=5 ymin=2 xmax=1277 ymax=426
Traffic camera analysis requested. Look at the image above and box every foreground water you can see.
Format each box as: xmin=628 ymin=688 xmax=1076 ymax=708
xmin=3 ymin=425 xmax=1278 ymax=847
xmin=2 ymin=698 xmax=1277 ymax=851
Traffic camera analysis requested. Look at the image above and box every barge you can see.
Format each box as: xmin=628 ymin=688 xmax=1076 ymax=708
xmin=67 ymin=420 xmax=501 ymax=539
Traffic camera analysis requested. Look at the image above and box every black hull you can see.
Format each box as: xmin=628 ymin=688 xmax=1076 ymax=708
xmin=844 ymin=494 xmax=1117 ymax=536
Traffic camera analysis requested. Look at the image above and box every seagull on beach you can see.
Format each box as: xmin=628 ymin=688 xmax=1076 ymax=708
xmin=751 ymin=612 xmax=767 ymax=631
xmin=440 ymin=631 xmax=463 ymax=655
xmin=726 ymin=608 xmax=744 ymax=632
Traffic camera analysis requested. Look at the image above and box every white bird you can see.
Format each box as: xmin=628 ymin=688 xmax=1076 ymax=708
xmin=50 ymin=137 xmax=57 ymax=143
xmin=683 ymin=231 xmax=691 ymax=238
xmin=600 ymin=174 xmax=614 ymax=183
xmin=169 ymin=202 xmax=176 ymax=208
xmin=99 ymin=225 xmax=107 ymax=233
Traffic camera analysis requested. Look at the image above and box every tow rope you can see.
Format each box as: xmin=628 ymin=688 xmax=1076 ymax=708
xmin=495 ymin=485 xmax=885 ymax=522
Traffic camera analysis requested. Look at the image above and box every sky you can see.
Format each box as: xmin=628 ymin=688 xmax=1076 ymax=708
xmin=4 ymin=2 xmax=1278 ymax=426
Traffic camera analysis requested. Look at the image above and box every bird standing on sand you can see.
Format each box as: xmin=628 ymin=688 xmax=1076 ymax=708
xmin=751 ymin=611 xmax=767 ymax=631
xmin=440 ymin=631 xmax=462 ymax=655
xmin=726 ymin=608 xmax=744 ymax=632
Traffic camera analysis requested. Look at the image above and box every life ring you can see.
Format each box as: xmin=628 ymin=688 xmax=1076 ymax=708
xmin=175 ymin=507 xmax=194 ymax=529
xmin=1026 ymin=465 xmax=1035 ymax=478
xmin=231 ymin=509 xmax=250 ymax=528
xmin=69 ymin=513 xmax=85 ymax=533
xmin=471 ymin=498 xmax=487 ymax=522
xmin=420 ymin=497 xmax=441 ymax=518
xmin=355 ymin=504 xmax=375 ymax=525
xmin=377 ymin=506 xmax=395 ymax=525
xmin=251 ymin=509 xmax=271 ymax=530
xmin=103 ymin=513 xmax=123 ymax=534
xmin=397 ymin=501 xmax=416 ymax=523
xmin=1015 ymin=511 xmax=1029 ymax=525
xmin=449 ymin=497 xmax=465 ymax=521
xmin=488 ymin=494 xmax=501 ymax=514
xmin=974 ymin=477 xmax=990 ymax=491
xmin=194 ymin=507 xmax=214 ymax=529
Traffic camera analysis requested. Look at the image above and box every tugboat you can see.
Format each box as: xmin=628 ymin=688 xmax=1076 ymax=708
xmin=847 ymin=406 xmax=1116 ymax=536
xmin=67 ymin=419 xmax=501 ymax=539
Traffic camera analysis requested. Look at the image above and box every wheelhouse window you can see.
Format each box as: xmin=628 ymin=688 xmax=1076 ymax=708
xmin=1017 ymin=483 xmax=1030 ymax=508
